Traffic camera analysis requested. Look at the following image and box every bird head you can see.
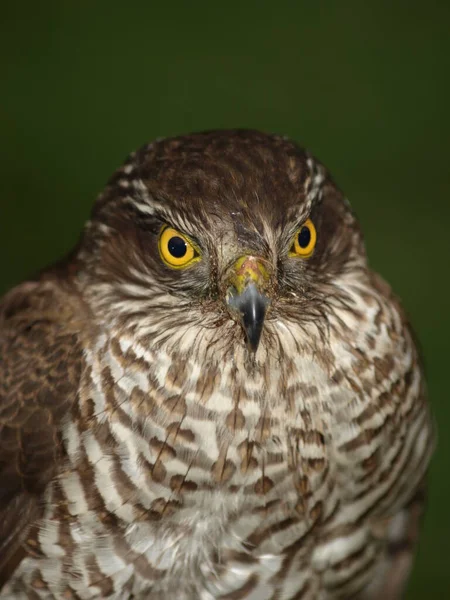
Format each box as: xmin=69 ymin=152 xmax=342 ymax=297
xmin=74 ymin=130 xmax=367 ymax=362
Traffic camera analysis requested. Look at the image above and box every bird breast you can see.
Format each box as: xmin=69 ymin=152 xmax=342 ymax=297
xmin=14 ymin=302 xmax=429 ymax=598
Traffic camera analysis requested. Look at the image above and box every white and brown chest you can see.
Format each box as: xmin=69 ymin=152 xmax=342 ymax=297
xmin=4 ymin=320 xmax=427 ymax=599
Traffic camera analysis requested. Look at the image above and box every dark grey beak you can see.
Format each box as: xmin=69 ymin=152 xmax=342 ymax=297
xmin=227 ymin=283 xmax=270 ymax=353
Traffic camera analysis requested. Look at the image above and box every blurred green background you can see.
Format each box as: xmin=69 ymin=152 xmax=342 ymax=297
xmin=1 ymin=2 xmax=449 ymax=596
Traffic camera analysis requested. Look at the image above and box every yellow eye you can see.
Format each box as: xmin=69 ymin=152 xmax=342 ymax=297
xmin=158 ymin=227 xmax=199 ymax=268
xmin=289 ymin=218 xmax=317 ymax=257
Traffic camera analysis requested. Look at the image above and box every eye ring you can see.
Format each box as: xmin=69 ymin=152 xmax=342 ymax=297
xmin=289 ymin=218 xmax=317 ymax=257
xmin=158 ymin=226 xmax=200 ymax=268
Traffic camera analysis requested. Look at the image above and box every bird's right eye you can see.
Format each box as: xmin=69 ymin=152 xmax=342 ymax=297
xmin=158 ymin=226 xmax=200 ymax=268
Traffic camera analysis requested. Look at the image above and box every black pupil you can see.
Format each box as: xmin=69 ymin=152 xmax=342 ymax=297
xmin=298 ymin=226 xmax=311 ymax=249
xmin=168 ymin=236 xmax=187 ymax=258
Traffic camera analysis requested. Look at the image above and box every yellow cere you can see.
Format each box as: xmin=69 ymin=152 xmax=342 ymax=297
xmin=158 ymin=226 xmax=199 ymax=268
xmin=230 ymin=255 xmax=270 ymax=294
xmin=290 ymin=218 xmax=317 ymax=258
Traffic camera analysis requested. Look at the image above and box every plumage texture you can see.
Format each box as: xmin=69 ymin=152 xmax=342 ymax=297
xmin=0 ymin=130 xmax=434 ymax=599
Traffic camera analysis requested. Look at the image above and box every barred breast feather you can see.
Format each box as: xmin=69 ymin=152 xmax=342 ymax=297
xmin=2 ymin=274 xmax=433 ymax=599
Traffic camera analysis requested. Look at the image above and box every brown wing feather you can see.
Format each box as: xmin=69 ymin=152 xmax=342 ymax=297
xmin=0 ymin=280 xmax=84 ymax=586
xmin=359 ymin=482 xmax=428 ymax=599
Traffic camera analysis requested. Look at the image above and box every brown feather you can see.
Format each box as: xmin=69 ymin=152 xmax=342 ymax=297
xmin=0 ymin=130 xmax=434 ymax=598
xmin=0 ymin=280 xmax=84 ymax=587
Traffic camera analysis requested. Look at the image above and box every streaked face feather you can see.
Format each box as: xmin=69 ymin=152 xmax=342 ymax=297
xmin=76 ymin=130 xmax=367 ymax=367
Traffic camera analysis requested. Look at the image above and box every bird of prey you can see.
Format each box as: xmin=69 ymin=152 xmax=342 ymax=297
xmin=0 ymin=130 xmax=434 ymax=599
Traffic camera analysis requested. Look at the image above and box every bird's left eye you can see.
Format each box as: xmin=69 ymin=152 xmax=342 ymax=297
xmin=158 ymin=227 xmax=199 ymax=268
xmin=289 ymin=218 xmax=317 ymax=258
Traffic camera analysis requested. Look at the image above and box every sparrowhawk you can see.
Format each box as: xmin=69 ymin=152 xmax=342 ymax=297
xmin=0 ymin=130 xmax=434 ymax=599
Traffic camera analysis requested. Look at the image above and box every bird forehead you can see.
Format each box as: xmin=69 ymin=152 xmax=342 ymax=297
xmin=93 ymin=130 xmax=326 ymax=242
xmin=159 ymin=199 xmax=303 ymax=260
xmin=142 ymin=167 xmax=308 ymax=222
xmin=136 ymin=130 xmax=315 ymax=214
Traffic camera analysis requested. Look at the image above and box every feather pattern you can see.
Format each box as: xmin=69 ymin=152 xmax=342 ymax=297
xmin=0 ymin=130 xmax=434 ymax=599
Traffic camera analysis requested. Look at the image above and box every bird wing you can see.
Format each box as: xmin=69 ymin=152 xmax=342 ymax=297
xmin=367 ymin=482 xmax=428 ymax=600
xmin=0 ymin=280 xmax=84 ymax=586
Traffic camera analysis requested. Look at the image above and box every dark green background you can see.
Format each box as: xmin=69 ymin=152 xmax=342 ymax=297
xmin=1 ymin=2 xmax=449 ymax=596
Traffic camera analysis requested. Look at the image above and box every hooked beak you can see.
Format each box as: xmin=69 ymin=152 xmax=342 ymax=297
xmin=226 ymin=256 xmax=270 ymax=354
